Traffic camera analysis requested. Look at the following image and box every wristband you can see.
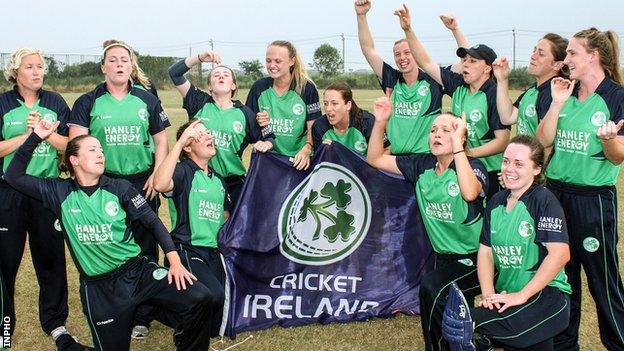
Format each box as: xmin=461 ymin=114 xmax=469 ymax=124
xmin=453 ymin=149 xmax=465 ymax=155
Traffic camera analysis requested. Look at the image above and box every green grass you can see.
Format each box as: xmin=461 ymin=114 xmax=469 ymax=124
xmin=10 ymin=89 xmax=623 ymax=350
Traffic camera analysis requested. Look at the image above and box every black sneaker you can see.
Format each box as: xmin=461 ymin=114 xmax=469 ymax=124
xmin=55 ymin=334 xmax=94 ymax=351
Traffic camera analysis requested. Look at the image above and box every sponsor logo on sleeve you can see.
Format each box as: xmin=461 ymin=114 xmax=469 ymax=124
xmin=537 ymin=216 xmax=563 ymax=233
xmin=131 ymin=194 xmax=147 ymax=209
xmin=307 ymin=101 xmax=321 ymax=114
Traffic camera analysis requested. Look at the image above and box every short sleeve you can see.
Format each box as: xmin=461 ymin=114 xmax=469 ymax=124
xmin=169 ymin=163 xmax=191 ymax=198
xmin=468 ymin=157 xmax=489 ymax=195
xmin=535 ymin=87 xmax=553 ymax=122
xmin=245 ymin=78 xmax=267 ymax=113
xmin=395 ymin=153 xmax=435 ymax=183
xmin=513 ymin=90 xmax=528 ymax=109
xmin=302 ymin=81 xmax=321 ymax=121
xmin=312 ymin=117 xmax=330 ymax=152
xmin=147 ymin=99 xmax=170 ymax=135
xmin=68 ymin=93 xmax=94 ymax=129
xmin=380 ymin=62 xmax=401 ymax=91
xmin=486 ymin=86 xmax=509 ymax=131
xmin=533 ymin=188 xmax=568 ymax=244
xmin=183 ymin=84 xmax=213 ymax=118
xmin=439 ymin=66 xmax=464 ymax=96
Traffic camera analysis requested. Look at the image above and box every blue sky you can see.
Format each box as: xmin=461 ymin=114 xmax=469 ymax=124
xmin=4 ymin=0 xmax=623 ymax=71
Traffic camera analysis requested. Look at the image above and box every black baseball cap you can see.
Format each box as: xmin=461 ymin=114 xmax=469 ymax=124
xmin=456 ymin=44 xmax=497 ymax=65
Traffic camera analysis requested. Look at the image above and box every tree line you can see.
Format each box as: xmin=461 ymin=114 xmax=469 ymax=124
xmin=0 ymin=43 xmax=536 ymax=92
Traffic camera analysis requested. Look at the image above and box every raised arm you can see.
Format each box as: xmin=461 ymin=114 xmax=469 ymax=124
xmin=366 ymin=96 xmax=400 ymax=174
xmin=440 ymin=14 xmax=469 ymax=74
xmin=492 ymin=58 xmax=519 ymax=125
xmin=451 ymin=114 xmax=482 ymax=201
xmin=395 ymin=4 xmax=443 ymax=85
xmin=168 ymin=51 xmax=221 ymax=98
xmin=355 ymin=0 xmax=384 ymax=78
xmin=536 ymin=78 xmax=574 ymax=147
xmin=153 ymin=119 xmax=203 ymax=193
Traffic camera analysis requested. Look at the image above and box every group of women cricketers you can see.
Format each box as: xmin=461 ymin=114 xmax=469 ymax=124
xmin=0 ymin=0 xmax=623 ymax=350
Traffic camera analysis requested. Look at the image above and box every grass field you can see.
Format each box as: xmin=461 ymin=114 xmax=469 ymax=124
xmin=9 ymin=88 xmax=623 ymax=350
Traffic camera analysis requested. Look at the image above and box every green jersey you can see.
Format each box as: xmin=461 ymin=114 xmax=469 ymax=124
xmin=381 ymin=63 xmax=444 ymax=154
xmin=165 ymin=159 xmax=231 ymax=248
xmin=512 ymin=78 xmax=553 ymax=136
xmin=183 ymin=85 xmax=271 ymax=177
xmin=546 ymin=78 xmax=624 ymax=186
xmin=6 ymin=133 xmax=177 ymax=278
xmin=246 ymin=77 xmax=321 ymax=157
xmin=441 ymin=68 xmax=509 ymax=171
xmin=482 ymin=185 xmax=571 ymax=294
xmin=397 ymin=154 xmax=488 ymax=254
xmin=69 ymin=82 xmax=170 ymax=176
xmin=0 ymin=87 xmax=69 ymax=179
xmin=311 ymin=110 xmax=375 ymax=156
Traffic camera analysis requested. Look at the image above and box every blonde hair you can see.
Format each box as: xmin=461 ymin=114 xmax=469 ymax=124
xmin=574 ymin=28 xmax=623 ymax=85
xmin=269 ymin=40 xmax=314 ymax=95
xmin=101 ymin=39 xmax=151 ymax=89
xmin=4 ymin=48 xmax=47 ymax=83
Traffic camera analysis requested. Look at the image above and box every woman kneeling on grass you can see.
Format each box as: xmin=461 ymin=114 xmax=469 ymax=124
xmin=367 ymin=96 xmax=487 ymax=351
xmin=442 ymin=135 xmax=571 ymax=351
xmin=5 ymin=120 xmax=216 ymax=351
xmin=153 ymin=120 xmax=230 ymax=338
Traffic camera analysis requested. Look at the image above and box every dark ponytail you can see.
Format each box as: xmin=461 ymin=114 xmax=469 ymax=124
xmin=542 ymin=33 xmax=570 ymax=79
xmin=59 ymin=135 xmax=93 ymax=176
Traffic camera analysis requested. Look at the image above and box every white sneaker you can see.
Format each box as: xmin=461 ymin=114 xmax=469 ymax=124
xmin=131 ymin=325 xmax=150 ymax=340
